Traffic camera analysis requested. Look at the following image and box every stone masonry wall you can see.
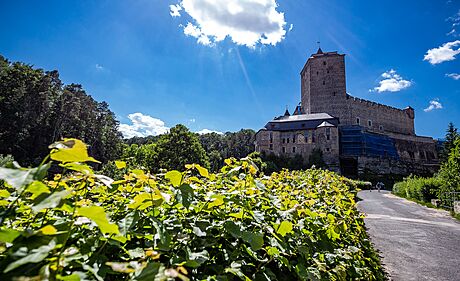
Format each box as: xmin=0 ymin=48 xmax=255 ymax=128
xmin=344 ymin=96 xmax=415 ymax=135
xmin=255 ymin=127 xmax=340 ymax=170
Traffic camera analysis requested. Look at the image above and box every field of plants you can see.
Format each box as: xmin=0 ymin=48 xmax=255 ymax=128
xmin=0 ymin=139 xmax=384 ymax=280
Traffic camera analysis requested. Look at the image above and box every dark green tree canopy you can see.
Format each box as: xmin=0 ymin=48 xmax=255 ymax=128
xmin=0 ymin=55 xmax=122 ymax=166
xmin=440 ymin=122 xmax=459 ymax=163
xmin=155 ymin=124 xmax=209 ymax=171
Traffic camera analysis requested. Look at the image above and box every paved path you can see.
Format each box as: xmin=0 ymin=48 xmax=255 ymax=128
xmin=357 ymin=190 xmax=460 ymax=281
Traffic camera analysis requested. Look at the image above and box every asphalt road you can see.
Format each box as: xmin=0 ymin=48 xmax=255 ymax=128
xmin=357 ymin=190 xmax=460 ymax=281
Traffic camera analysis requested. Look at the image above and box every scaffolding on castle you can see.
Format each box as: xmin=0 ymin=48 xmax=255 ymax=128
xmin=340 ymin=126 xmax=399 ymax=159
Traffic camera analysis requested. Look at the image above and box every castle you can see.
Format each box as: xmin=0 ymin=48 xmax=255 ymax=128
xmin=255 ymin=48 xmax=439 ymax=177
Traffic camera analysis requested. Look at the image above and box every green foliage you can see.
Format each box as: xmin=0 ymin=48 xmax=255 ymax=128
xmin=394 ymin=137 xmax=460 ymax=205
xmin=393 ymin=176 xmax=443 ymax=202
xmin=155 ymin=125 xmax=209 ymax=171
xmin=260 ymin=149 xmax=327 ymax=175
xmin=0 ymin=56 xmax=122 ymax=166
xmin=108 ymin=125 xmax=209 ymax=174
xmin=199 ymin=130 xmax=256 ymax=172
xmin=437 ymin=137 xmax=460 ymax=195
xmin=0 ymin=155 xmax=14 ymax=167
xmin=0 ymin=139 xmax=385 ymax=280
xmin=308 ymin=148 xmax=327 ymax=169
xmin=440 ymin=122 xmax=459 ymax=163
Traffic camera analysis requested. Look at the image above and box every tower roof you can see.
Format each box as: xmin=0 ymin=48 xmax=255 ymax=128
xmin=284 ymin=109 xmax=291 ymax=116
xmin=316 ymin=47 xmax=323 ymax=54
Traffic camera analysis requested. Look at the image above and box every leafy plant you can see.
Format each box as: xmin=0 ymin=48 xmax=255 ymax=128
xmin=0 ymin=139 xmax=384 ymax=280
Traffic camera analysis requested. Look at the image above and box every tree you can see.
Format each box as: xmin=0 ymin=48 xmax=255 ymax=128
xmin=154 ymin=125 xmax=209 ymax=171
xmin=0 ymin=55 xmax=123 ymax=166
xmin=199 ymin=129 xmax=256 ymax=171
xmin=438 ymin=137 xmax=460 ymax=194
xmin=308 ymin=148 xmax=326 ymax=168
xmin=440 ymin=122 xmax=459 ymax=163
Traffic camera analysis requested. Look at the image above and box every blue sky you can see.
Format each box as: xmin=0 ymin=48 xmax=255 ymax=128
xmin=0 ymin=0 xmax=459 ymax=139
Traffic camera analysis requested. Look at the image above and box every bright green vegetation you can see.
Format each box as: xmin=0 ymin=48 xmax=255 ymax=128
xmin=393 ymin=123 xmax=460 ymax=210
xmin=0 ymin=139 xmax=384 ymax=280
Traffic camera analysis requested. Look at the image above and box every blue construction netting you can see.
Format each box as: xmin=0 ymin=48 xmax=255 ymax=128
xmin=340 ymin=126 xmax=399 ymax=159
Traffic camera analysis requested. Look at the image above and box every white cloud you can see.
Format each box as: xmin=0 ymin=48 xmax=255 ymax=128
xmin=446 ymin=9 xmax=460 ymax=37
xmin=446 ymin=73 xmax=460 ymax=80
xmin=95 ymin=64 xmax=104 ymax=70
xmin=189 ymin=118 xmax=196 ymax=123
xmin=170 ymin=4 xmax=182 ymax=17
xmin=170 ymin=0 xmax=289 ymax=48
xmin=424 ymin=40 xmax=460 ymax=64
xmin=119 ymin=113 xmax=169 ymax=139
xmin=371 ymin=69 xmax=412 ymax=93
xmin=424 ymin=99 xmax=443 ymax=112
xmin=196 ymin=129 xmax=223 ymax=135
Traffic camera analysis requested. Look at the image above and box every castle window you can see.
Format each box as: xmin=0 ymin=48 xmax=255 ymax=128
xmin=304 ymin=131 xmax=309 ymax=142
xmin=333 ymin=92 xmax=336 ymax=96
xmin=293 ymin=136 xmax=296 ymax=143
xmin=282 ymin=147 xmax=286 ymax=153
xmin=326 ymin=148 xmax=330 ymax=152
xmin=316 ymin=71 xmax=319 ymax=75
xmin=282 ymin=138 xmax=285 ymax=144
xmin=323 ymin=61 xmax=326 ymax=66
xmin=379 ymin=125 xmax=384 ymax=131
xmin=368 ymin=120 xmax=372 ymax=127
xmin=269 ymin=144 xmax=273 ymax=150
xmin=356 ymin=117 xmax=360 ymax=125
xmin=287 ymin=138 xmax=290 ymax=144
xmin=322 ymin=80 xmax=325 ymax=85
xmin=326 ymin=128 xmax=331 ymax=141
xmin=327 ymin=70 xmax=329 ymax=74
xmin=292 ymin=147 xmax=296 ymax=153
xmin=312 ymin=132 xmax=316 ymax=143
xmin=269 ymin=133 xmax=273 ymax=143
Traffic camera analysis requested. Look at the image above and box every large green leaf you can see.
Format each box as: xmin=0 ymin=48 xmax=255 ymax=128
xmin=76 ymin=206 xmax=120 ymax=235
xmin=26 ymin=181 xmax=50 ymax=200
xmin=32 ymin=190 xmax=70 ymax=213
xmin=0 ymin=228 xmax=21 ymax=243
xmin=208 ymin=194 xmax=224 ymax=208
xmin=177 ymin=184 xmax=194 ymax=208
xmin=0 ymin=167 xmax=35 ymax=190
xmin=224 ymin=221 xmax=242 ymax=238
xmin=4 ymin=239 xmax=56 ymax=273
xmin=49 ymin=139 xmax=99 ymax=163
xmin=242 ymin=231 xmax=264 ymax=251
xmin=165 ymin=170 xmax=182 ymax=187
xmin=185 ymin=250 xmax=209 ymax=268
xmin=134 ymin=262 xmax=166 ymax=281
xmin=276 ymin=221 xmax=293 ymax=237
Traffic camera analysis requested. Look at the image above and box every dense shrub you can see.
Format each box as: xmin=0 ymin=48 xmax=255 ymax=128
xmin=437 ymin=138 xmax=460 ymax=196
xmin=393 ymin=138 xmax=460 ymax=205
xmin=0 ymin=139 xmax=384 ymax=280
xmin=393 ymin=176 xmax=443 ymax=203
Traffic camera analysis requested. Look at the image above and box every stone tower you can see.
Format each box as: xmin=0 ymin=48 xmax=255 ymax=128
xmin=301 ymin=48 xmax=347 ymax=119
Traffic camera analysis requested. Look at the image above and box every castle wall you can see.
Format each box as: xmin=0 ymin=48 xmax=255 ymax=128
xmin=255 ymin=127 xmax=340 ymax=170
xmin=344 ymin=96 xmax=415 ymax=135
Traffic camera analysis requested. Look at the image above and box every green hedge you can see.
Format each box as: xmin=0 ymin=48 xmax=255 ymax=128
xmin=0 ymin=139 xmax=384 ymax=280
xmin=393 ymin=176 xmax=443 ymax=203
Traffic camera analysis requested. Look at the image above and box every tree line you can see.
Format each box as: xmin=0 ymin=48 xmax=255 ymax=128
xmin=0 ymin=55 xmax=122 ymax=166
xmin=0 ymin=55 xmax=258 ymax=172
